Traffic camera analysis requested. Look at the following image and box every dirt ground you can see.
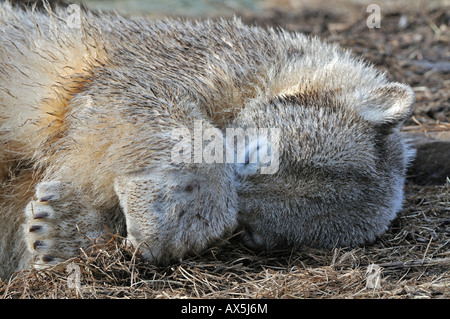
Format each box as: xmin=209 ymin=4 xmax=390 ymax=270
xmin=0 ymin=0 xmax=449 ymax=299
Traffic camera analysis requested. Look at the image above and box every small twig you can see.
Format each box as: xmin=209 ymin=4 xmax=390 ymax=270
xmin=375 ymin=257 xmax=450 ymax=269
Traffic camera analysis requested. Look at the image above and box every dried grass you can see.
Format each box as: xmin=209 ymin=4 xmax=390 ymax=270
xmin=1 ymin=183 xmax=448 ymax=299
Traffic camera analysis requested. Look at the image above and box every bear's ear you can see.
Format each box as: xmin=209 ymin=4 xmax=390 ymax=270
xmin=359 ymin=82 xmax=415 ymax=125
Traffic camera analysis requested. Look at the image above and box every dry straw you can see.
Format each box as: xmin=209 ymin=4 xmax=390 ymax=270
xmin=1 ymin=183 xmax=448 ymax=299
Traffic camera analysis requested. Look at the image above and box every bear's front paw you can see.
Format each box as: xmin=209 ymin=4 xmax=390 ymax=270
xmin=25 ymin=200 xmax=60 ymax=267
xmin=24 ymin=181 xmax=99 ymax=269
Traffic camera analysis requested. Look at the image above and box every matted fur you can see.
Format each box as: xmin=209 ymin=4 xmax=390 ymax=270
xmin=0 ymin=2 xmax=414 ymax=280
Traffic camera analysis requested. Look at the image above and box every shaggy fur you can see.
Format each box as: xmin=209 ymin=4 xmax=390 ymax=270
xmin=0 ymin=2 xmax=414 ymax=280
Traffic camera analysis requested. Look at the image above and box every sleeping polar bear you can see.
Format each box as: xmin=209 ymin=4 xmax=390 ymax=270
xmin=0 ymin=2 xmax=414 ymax=280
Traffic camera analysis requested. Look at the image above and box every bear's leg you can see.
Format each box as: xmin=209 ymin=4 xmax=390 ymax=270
xmin=23 ymin=181 xmax=114 ymax=268
xmin=113 ymin=167 xmax=238 ymax=265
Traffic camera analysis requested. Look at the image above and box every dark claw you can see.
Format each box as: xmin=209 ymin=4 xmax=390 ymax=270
xmin=42 ymin=255 xmax=54 ymax=263
xmin=33 ymin=240 xmax=45 ymax=250
xmin=39 ymin=196 xmax=54 ymax=202
xmin=29 ymin=225 xmax=42 ymax=232
xmin=33 ymin=212 xmax=49 ymax=219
